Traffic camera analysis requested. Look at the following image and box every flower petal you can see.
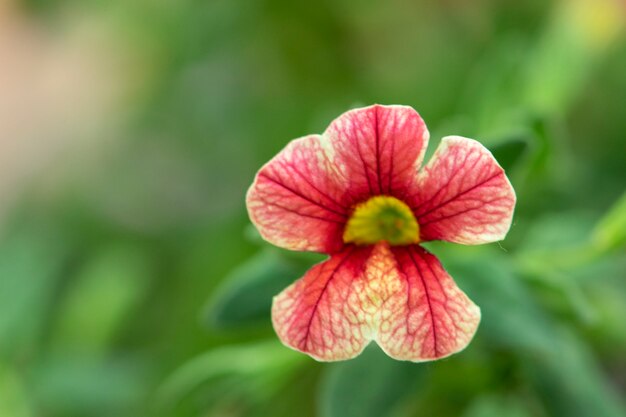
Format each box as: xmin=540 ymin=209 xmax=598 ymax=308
xmin=324 ymin=105 xmax=429 ymax=200
xmin=271 ymin=246 xmax=375 ymax=361
xmin=246 ymin=134 xmax=350 ymax=253
xmin=409 ymin=136 xmax=516 ymax=245
xmin=272 ymin=243 xmax=479 ymax=362
xmin=378 ymin=245 xmax=481 ymax=361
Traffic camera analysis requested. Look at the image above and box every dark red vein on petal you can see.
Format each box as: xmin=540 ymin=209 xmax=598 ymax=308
xmin=418 ymin=196 xmax=508 ymax=227
xmin=416 ymin=172 xmax=502 ymax=219
xmin=413 ymin=246 xmax=445 ymax=295
xmin=287 ymin=164 xmax=349 ymax=212
xmin=414 ymin=149 xmax=484 ymax=215
xmin=256 ymin=196 xmax=346 ymax=224
xmin=387 ymin=130 xmax=395 ymax=195
xmin=445 ymin=151 xmax=485 ymax=205
xmin=391 ymin=248 xmax=412 ymax=341
xmin=374 ymin=106 xmax=383 ymax=194
xmin=300 ymin=247 xmax=356 ymax=349
xmin=350 ymin=118 xmax=374 ymax=196
xmin=411 ymin=148 xmax=478 ymax=214
xmin=258 ymin=173 xmax=348 ymax=218
xmin=406 ymin=247 xmax=438 ymax=357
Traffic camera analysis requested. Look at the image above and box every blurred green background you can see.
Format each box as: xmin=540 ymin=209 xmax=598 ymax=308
xmin=0 ymin=0 xmax=625 ymax=416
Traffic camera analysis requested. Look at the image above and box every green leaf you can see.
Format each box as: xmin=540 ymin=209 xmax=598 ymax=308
xmin=32 ymin=354 xmax=146 ymax=416
xmin=51 ymin=244 xmax=152 ymax=354
xmin=518 ymin=212 xmax=595 ymax=254
xmin=523 ymin=0 xmax=623 ymax=115
xmin=444 ymin=253 xmax=556 ymax=354
xmin=524 ymin=115 xmax=558 ymax=180
xmin=462 ymin=394 xmax=534 ymax=417
xmin=446 ymin=251 xmax=626 ymax=417
xmin=592 ymin=191 xmax=626 ymax=252
xmin=584 ymin=260 xmax=626 ymax=347
xmin=0 ymin=222 xmax=71 ymax=358
xmin=0 ymin=365 xmax=33 ymax=417
xmin=319 ymin=344 xmax=426 ymax=417
xmin=515 ymin=211 xmax=600 ymax=275
xmin=204 ymin=249 xmax=321 ymax=328
xmin=525 ymin=329 xmax=626 ymax=417
xmin=489 ymin=137 xmax=530 ymax=173
xmin=156 ymin=339 xmax=304 ymax=410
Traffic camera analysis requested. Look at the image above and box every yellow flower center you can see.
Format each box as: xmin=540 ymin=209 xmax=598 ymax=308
xmin=343 ymin=196 xmax=420 ymax=246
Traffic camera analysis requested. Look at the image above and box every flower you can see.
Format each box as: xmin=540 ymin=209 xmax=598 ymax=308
xmin=246 ymin=104 xmax=516 ymax=362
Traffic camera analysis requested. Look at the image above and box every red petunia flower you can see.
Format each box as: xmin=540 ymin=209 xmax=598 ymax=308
xmin=246 ymin=105 xmax=516 ymax=362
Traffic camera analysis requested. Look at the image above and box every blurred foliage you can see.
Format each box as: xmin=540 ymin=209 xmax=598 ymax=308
xmin=1 ymin=0 xmax=625 ymax=416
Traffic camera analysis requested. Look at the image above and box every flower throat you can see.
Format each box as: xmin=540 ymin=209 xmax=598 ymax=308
xmin=343 ymin=196 xmax=420 ymax=246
